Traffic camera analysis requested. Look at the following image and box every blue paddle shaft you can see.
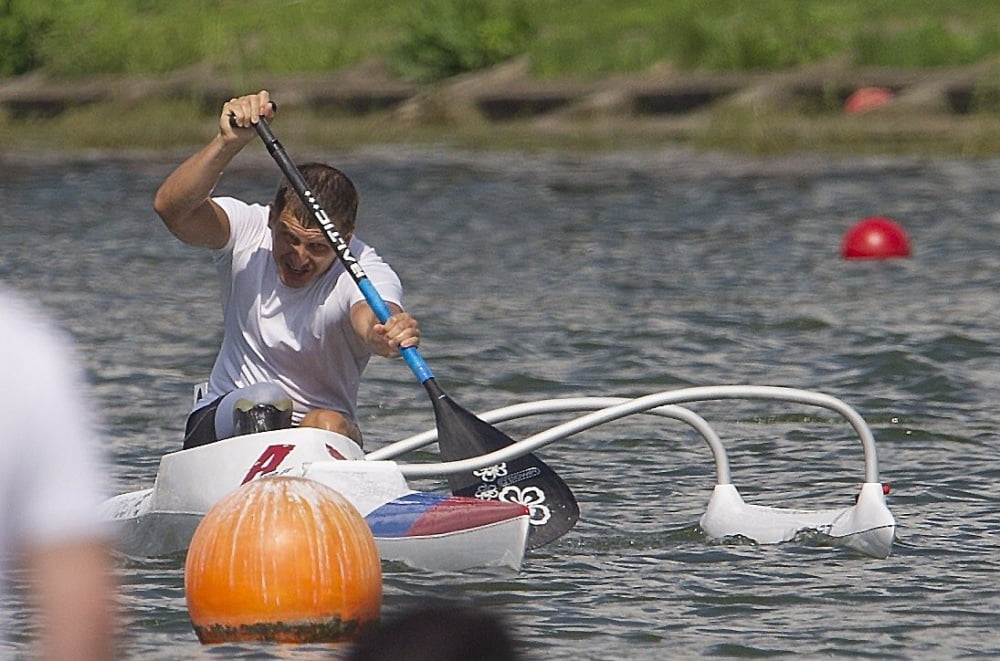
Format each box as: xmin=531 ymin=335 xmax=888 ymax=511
xmin=355 ymin=280 xmax=433 ymax=383
xmin=253 ymin=117 xmax=434 ymax=384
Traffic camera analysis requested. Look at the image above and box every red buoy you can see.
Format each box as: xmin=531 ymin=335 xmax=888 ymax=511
xmin=844 ymin=87 xmax=894 ymax=115
xmin=841 ymin=216 xmax=911 ymax=259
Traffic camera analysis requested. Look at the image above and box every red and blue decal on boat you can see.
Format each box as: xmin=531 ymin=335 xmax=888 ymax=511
xmin=366 ymin=492 xmax=529 ymax=538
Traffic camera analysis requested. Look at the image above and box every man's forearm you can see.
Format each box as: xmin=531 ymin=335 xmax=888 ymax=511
xmin=153 ymin=135 xmax=242 ymax=248
xmin=155 ymin=135 xmax=235 ymax=225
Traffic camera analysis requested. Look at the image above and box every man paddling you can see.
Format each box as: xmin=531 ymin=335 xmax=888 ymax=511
xmin=153 ymin=90 xmax=419 ymax=449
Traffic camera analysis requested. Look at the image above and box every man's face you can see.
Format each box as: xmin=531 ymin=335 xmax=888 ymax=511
xmin=269 ymin=208 xmax=339 ymax=288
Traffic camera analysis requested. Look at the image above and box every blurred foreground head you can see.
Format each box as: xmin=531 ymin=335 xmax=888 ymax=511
xmin=347 ymin=603 xmax=519 ymax=661
xmin=0 ymin=286 xmax=117 ymax=660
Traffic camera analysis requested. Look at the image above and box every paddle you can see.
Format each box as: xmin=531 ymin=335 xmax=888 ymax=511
xmin=246 ymin=113 xmax=579 ymax=548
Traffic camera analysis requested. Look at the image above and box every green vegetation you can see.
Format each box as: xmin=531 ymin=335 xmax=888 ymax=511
xmin=1 ymin=1 xmax=999 ymax=156
xmin=1 ymin=0 xmax=998 ymax=81
xmin=392 ymin=0 xmax=535 ymax=82
xmin=0 ymin=1 xmax=53 ymax=76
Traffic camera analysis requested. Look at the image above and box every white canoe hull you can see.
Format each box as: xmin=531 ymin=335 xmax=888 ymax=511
xmin=102 ymin=428 xmax=530 ymax=572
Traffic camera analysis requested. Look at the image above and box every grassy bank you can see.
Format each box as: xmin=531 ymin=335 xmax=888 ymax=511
xmin=2 ymin=1 xmax=999 ymax=157
xmin=3 ymin=93 xmax=997 ymax=159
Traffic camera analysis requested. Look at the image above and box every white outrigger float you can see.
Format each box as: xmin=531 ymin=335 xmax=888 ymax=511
xmin=102 ymin=385 xmax=897 ymax=571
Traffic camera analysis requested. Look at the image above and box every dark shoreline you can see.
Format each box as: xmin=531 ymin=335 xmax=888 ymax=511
xmin=2 ymin=58 xmax=999 ymax=157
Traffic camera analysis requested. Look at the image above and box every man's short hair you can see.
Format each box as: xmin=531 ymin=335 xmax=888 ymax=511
xmin=270 ymin=163 xmax=358 ymax=236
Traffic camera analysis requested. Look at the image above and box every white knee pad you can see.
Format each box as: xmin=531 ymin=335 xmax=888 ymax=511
xmin=215 ymin=383 xmax=293 ymax=439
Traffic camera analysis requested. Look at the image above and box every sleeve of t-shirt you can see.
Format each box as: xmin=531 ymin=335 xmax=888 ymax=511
xmin=212 ymin=196 xmax=270 ymax=257
xmin=210 ymin=197 xmax=269 ymax=298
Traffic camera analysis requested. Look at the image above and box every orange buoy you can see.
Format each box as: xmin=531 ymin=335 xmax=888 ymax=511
xmin=841 ymin=216 xmax=911 ymax=259
xmin=184 ymin=476 xmax=382 ymax=644
xmin=844 ymin=86 xmax=894 ymax=115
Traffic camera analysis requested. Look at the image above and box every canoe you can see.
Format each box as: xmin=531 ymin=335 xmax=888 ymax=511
xmin=101 ymin=428 xmax=531 ymax=571
xmin=102 ymin=385 xmax=897 ymax=571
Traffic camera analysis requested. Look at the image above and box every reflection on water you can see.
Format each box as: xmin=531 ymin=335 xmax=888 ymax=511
xmin=1 ymin=149 xmax=998 ymax=659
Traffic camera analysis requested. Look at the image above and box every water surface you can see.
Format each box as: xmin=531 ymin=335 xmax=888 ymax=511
xmin=1 ymin=147 xmax=997 ymax=659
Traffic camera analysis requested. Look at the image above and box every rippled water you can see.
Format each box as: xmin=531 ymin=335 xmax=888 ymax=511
xmin=1 ymin=147 xmax=998 ymax=659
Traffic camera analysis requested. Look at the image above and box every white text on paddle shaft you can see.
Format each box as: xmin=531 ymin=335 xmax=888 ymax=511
xmin=304 ymin=190 xmax=366 ymax=281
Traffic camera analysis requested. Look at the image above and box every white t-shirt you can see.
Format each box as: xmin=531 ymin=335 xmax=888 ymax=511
xmin=0 ymin=288 xmax=108 ymax=582
xmin=199 ymin=197 xmax=404 ymax=423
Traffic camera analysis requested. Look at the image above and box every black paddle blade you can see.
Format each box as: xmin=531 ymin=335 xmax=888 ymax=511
xmin=426 ymin=381 xmax=580 ymax=549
